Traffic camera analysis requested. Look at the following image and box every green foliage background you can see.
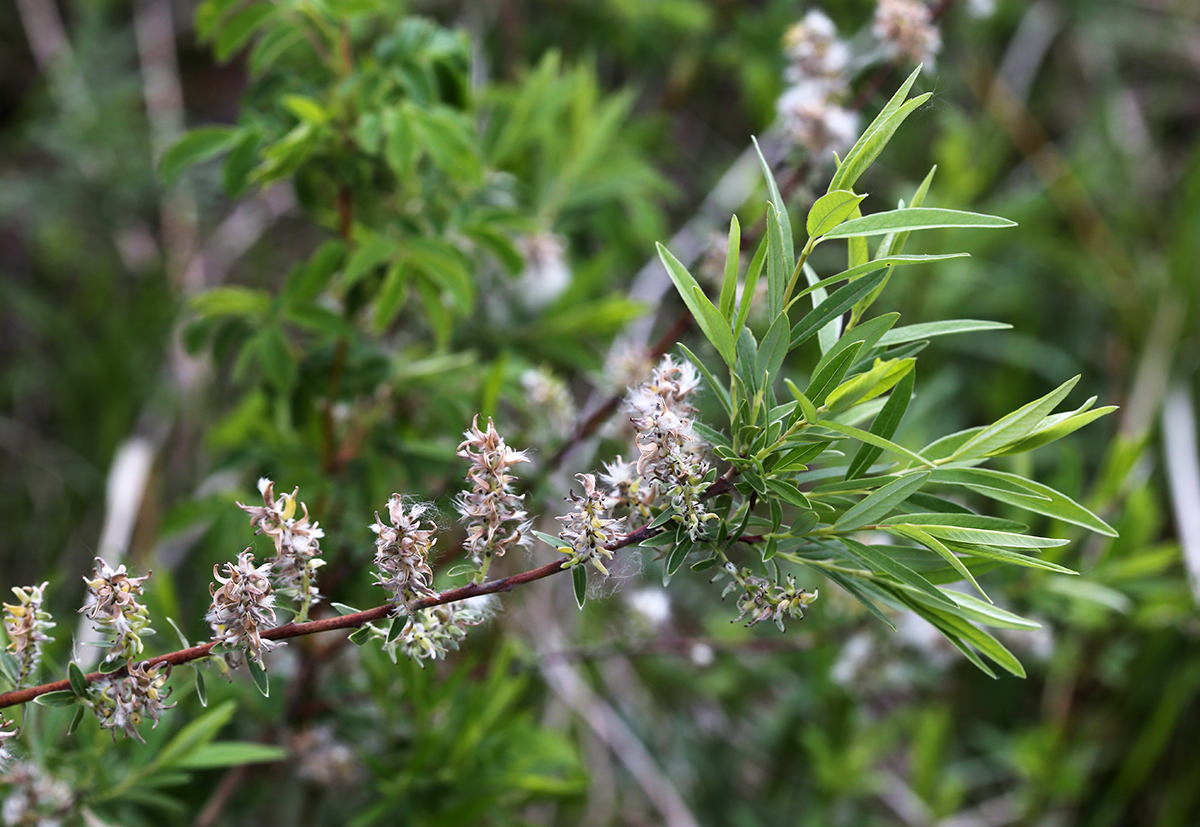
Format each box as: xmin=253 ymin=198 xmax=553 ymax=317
xmin=1 ymin=0 xmax=1197 ymax=824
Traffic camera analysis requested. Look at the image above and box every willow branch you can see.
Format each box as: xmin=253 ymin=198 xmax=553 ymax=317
xmin=0 ymin=524 xmax=662 ymax=710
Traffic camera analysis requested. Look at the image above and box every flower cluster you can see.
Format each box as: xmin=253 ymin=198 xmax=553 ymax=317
xmin=599 ymin=455 xmax=652 ymax=522
xmin=777 ymin=10 xmax=858 ymax=161
xmin=627 ymin=356 xmax=716 ymax=542
xmin=516 ymin=231 xmax=571 ymax=310
xmin=79 ymin=558 xmax=153 ymax=663
xmin=89 ymin=661 xmax=174 ymax=743
xmin=385 ymin=599 xmax=493 ymax=666
xmin=371 ymin=495 xmax=437 ymax=605
xmin=556 ymin=474 xmax=625 ymax=574
xmin=872 ymin=0 xmax=941 ymax=69
xmin=3 ymin=582 xmax=55 ymax=688
xmin=238 ymin=478 xmax=325 ymax=614
xmin=456 ymin=417 xmax=533 ymax=578
xmin=720 ymin=563 xmax=818 ymax=632
xmin=206 ymin=549 xmax=279 ymax=665
xmin=521 ymin=367 xmax=575 ymax=440
xmin=0 ymin=762 xmax=72 ymax=826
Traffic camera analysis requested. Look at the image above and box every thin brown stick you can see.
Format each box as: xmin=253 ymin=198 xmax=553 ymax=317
xmin=0 ymin=524 xmax=662 ymax=710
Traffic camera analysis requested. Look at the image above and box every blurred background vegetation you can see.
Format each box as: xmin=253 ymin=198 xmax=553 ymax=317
xmin=1 ymin=0 xmax=1197 ymax=824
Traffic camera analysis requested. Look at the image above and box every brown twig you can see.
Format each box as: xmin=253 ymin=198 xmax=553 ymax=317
xmin=0 ymin=524 xmax=662 ymax=710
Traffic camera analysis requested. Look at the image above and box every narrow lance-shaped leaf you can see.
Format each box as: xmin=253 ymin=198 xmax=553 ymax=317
xmin=877 ymin=319 xmax=1011 ymax=347
xmin=766 ymin=204 xmax=788 ymax=320
xmin=834 ymin=471 xmax=930 ymax=531
xmin=829 ymin=65 xmax=927 ymax=193
xmin=790 ymin=270 xmax=887 ymax=351
xmin=786 ymin=254 xmax=969 ymax=312
xmin=822 ymin=208 xmax=1017 ymax=239
xmin=824 ymin=357 xmax=914 ymax=412
xmin=817 ymin=420 xmax=933 ymax=469
xmin=933 ymin=467 xmax=1116 ymax=536
xmin=657 ymin=243 xmax=737 ymax=368
xmin=838 ymin=537 xmax=956 ymax=607
xmin=847 ymin=367 xmax=915 ymax=479
xmin=807 ymin=190 xmax=869 ymax=239
xmin=948 ymin=376 xmax=1079 ymax=461
xmin=719 ymin=215 xmax=741 ymax=321
xmin=734 ymin=236 xmax=766 ymax=340
xmin=753 ymin=136 xmax=794 ymax=270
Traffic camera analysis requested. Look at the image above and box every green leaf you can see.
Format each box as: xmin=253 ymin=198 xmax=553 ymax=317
xmin=665 ymin=540 xmax=693 ymax=580
xmin=533 ymin=530 xmax=569 ymax=550
xmin=807 ymin=190 xmax=869 ymax=239
xmin=838 ymin=538 xmax=955 ymax=606
xmin=885 ymin=524 xmax=988 ymax=600
xmin=822 ymin=208 xmax=1017 ymax=239
xmin=736 ymin=325 xmax=760 ymax=397
xmin=190 ymin=286 xmax=271 ymax=321
xmin=847 ymin=367 xmax=914 ymax=479
xmin=734 ymin=236 xmax=766 ymax=340
xmin=885 ymin=513 xmax=1028 ymax=531
xmin=816 ymin=421 xmax=932 ymax=468
xmin=988 ymin=405 xmax=1117 ymax=456
xmin=222 ymin=127 xmax=262 ymax=197
xmin=194 ymin=667 xmax=207 ymax=707
xmin=943 ymin=591 xmax=1043 ymax=630
xmin=764 ymin=478 xmax=812 ymax=510
xmin=342 ymin=234 xmax=399 ymax=289
xmin=718 ymin=215 xmax=741 ymax=321
xmin=753 ymin=136 xmax=793 ymax=275
xmin=789 ymin=256 xmax=968 ymax=311
xmin=163 ymin=616 xmax=191 ymax=649
xmin=149 ymin=701 xmax=237 ymax=771
xmin=657 ymin=244 xmax=736 ymax=368
xmin=943 ymin=470 xmax=1116 ymax=536
xmin=247 ymin=658 xmax=269 ymax=697
xmin=281 ymin=94 xmax=328 ymax=126
xmin=174 ymin=742 xmax=288 ymax=770
xmin=803 ymin=343 xmax=861 ymax=407
xmin=0 ymin=652 xmax=19 ymax=688
xmin=572 ymin=565 xmax=587 ymax=609
xmin=68 ymin=662 xmax=89 ymax=698
xmin=159 ymin=126 xmax=241 ymax=185
xmin=214 ymin=3 xmax=275 ymax=62
xmin=790 ymin=271 xmax=887 ymax=351
xmin=948 ymin=376 xmax=1080 ymax=461
xmin=877 ymin=319 xmax=1011 ymax=347
xmin=692 ymin=287 xmax=738 ymax=369
xmin=906 ymin=598 xmax=1025 ymax=678
xmin=765 ymin=204 xmax=788 ymax=320
xmin=824 ymin=358 xmax=914 ymax=412
xmin=756 ymin=313 xmax=791 ymax=386
xmin=815 ymin=568 xmax=896 ymax=630
xmin=67 ymin=704 xmax=86 ymax=735
xmin=33 ymin=689 xmax=77 ymax=707
xmin=784 ymin=380 xmax=820 ymax=424
xmin=915 ymin=525 xmax=1068 ymax=549
xmin=829 ymin=66 xmax=926 ymax=193
xmin=407 ymin=239 xmax=475 ymax=315
xmin=835 ymin=471 xmax=929 ymax=531
xmin=348 ymin=626 xmax=375 ymax=646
